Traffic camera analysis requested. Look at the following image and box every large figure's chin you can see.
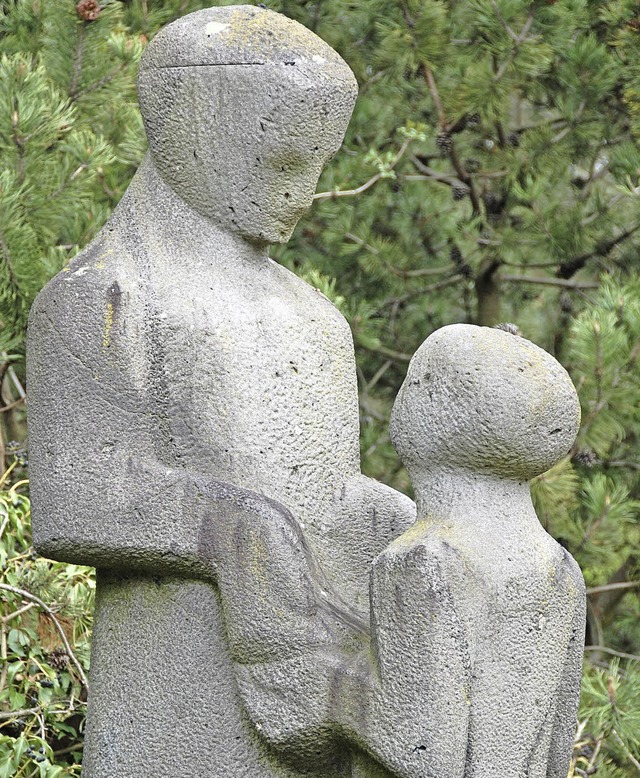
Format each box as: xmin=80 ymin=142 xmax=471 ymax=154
xmin=241 ymin=216 xmax=303 ymax=246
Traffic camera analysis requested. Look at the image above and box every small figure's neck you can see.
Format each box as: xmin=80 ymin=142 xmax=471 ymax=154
xmin=109 ymin=153 xmax=270 ymax=271
xmin=412 ymin=467 xmax=539 ymax=533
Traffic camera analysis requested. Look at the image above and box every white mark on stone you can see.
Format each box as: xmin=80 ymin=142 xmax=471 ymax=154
xmin=312 ymin=55 xmax=325 ymax=64
xmin=205 ymin=21 xmax=229 ymax=37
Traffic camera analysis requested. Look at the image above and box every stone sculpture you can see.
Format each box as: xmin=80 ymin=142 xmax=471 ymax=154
xmin=26 ymin=6 xmax=586 ymax=778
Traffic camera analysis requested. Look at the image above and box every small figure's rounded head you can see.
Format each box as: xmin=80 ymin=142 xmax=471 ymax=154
xmin=390 ymin=324 xmax=580 ymax=482
xmin=137 ymin=5 xmax=358 ymax=243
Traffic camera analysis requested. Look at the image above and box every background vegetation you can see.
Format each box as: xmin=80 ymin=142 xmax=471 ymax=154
xmin=1 ymin=0 xmax=640 ymax=774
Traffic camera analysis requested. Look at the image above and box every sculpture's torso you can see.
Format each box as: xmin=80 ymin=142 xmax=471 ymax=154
xmin=68 ymin=180 xmax=367 ymax=777
xmin=426 ymin=518 xmax=582 ymax=778
xmin=145 ymin=251 xmax=361 ymax=567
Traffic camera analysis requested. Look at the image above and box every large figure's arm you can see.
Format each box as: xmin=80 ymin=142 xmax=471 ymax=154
xmin=546 ymin=552 xmax=586 ymax=778
xmin=339 ymin=532 xmax=471 ymax=778
xmin=27 ymin=259 xmax=280 ymax=579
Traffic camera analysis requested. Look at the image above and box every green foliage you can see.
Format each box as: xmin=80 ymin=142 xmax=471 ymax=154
xmin=1 ymin=0 xmax=640 ymax=774
xmin=0 ymin=459 xmax=93 ymax=775
xmin=574 ymin=660 xmax=640 ymax=777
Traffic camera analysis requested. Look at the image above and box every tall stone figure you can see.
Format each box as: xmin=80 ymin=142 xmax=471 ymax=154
xmin=27 ymin=6 xmax=586 ymax=778
xmin=27 ymin=6 xmax=415 ymax=777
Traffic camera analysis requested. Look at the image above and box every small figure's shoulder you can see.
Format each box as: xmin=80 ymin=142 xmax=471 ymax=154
xmin=557 ymin=545 xmax=587 ymax=597
xmin=376 ymin=521 xmax=464 ymax=582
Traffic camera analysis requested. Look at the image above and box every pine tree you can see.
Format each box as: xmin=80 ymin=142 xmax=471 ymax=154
xmin=1 ymin=0 xmax=640 ymax=773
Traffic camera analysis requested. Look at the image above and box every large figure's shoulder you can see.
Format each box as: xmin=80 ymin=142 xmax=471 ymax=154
xmin=27 ymin=232 xmax=149 ymax=406
xmin=31 ymin=236 xmax=141 ymax=329
xmin=270 ymin=259 xmax=352 ymax=326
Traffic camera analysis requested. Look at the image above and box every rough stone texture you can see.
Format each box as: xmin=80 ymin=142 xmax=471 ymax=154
xmin=27 ymin=6 xmax=414 ymax=777
xmin=357 ymin=324 xmax=586 ymax=777
xmin=27 ymin=5 xmax=585 ymax=776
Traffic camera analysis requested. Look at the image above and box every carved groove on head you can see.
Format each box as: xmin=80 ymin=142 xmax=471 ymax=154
xmin=137 ymin=6 xmax=358 ymax=243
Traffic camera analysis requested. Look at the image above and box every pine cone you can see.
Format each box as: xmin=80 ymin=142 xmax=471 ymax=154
xmin=450 ymin=245 xmax=472 ymax=277
xmin=507 ymin=132 xmax=520 ymax=147
xmin=465 ymin=158 xmax=480 ymax=173
xmin=452 ymin=185 xmax=469 ymax=201
xmin=47 ymin=648 xmax=69 ymax=670
xmin=494 ymin=322 xmax=521 ymax=336
xmin=435 ymin=133 xmax=453 ymax=154
xmin=76 ymin=0 xmax=101 ymax=21
xmin=574 ymin=449 xmax=597 ymax=468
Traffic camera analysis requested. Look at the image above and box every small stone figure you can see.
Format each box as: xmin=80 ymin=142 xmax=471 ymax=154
xmin=361 ymin=324 xmax=586 ymax=777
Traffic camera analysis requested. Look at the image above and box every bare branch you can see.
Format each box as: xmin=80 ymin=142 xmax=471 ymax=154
xmin=584 ymin=645 xmax=640 ymax=662
xmin=422 ymin=64 xmax=445 ymax=128
xmin=314 ymin=139 xmax=412 ymax=201
xmin=0 ymin=583 xmax=88 ymax=690
xmin=587 ymin=581 xmax=640 ymax=595
xmin=502 ymin=273 xmax=599 ymax=289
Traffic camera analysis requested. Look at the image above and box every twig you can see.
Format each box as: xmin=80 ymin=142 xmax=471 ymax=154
xmin=50 ymin=163 xmax=89 ymax=200
xmin=408 ymin=156 xmax=464 ymax=187
xmin=0 ymin=624 xmax=6 ymax=698
xmin=366 ymin=360 xmax=393 ymax=393
xmin=76 ymin=62 xmax=127 ymax=99
xmin=360 ymin=344 xmax=413 ymax=362
xmin=490 ymin=0 xmax=518 ymax=41
xmin=377 ymin=274 xmax=464 ymax=311
xmin=587 ymin=581 xmax=640 ymax=595
xmin=314 ymin=140 xmax=411 ymax=201
xmin=69 ymin=22 xmax=86 ymax=100
xmin=0 ymin=704 xmax=85 ymax=721
xmin=584 ymin=645 xmax=640 ymax=662
xmin=552 ymin=99 xmax=586 ymax=144
xmin=492 ymin=13 xmax=534 ymax=81
xmin=601 ymin=460 xmax=640 ymax=471
xmin=611 ymin=729 xmax=640 ymax=772
xmin=557 ymin=224 xmax=640 ymax=279
xmin=7 ymin=366 xmax=25 ymax=399
xmin=422 ymin=64 xmax=445 ymax=128
xmin=0 ymin=397 xmax=25 ymax=414
xmin=0 ymin=584 xmax=88 ymax=689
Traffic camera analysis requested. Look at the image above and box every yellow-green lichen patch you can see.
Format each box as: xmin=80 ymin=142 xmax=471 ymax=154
xmin=103 ymin=302 xmax=114 ymax=349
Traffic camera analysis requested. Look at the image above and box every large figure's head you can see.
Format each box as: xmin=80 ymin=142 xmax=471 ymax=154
xmin=390 ymin=324 xmax=581 ymax=483
xmin=137 ymin=5 xmax=358 ymax=244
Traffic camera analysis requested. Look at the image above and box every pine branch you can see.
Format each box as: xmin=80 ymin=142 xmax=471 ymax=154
xmin=502 ymin=274 xmax=599 ymax=289
xmin=314 ymin=139 xmax=411 ymax=200
xmin=76 ymin=62 xmax=127 ymax=99
xmin=557 ymin=225 xmax=640 ymax=279
xmin=0 ymin=229 xmax=21 ymax=304
xmin=344 ymin=232 xmax=452 ymax=277
xmin=377 ymin=274 xmax=464 ymax=311
xmin=69 ymin=22 xmax=86 ymax=100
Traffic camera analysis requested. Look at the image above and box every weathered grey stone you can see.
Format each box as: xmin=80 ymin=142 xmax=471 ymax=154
xmin=27 ymin=4 xmax=585 ymax=776
xmin=357 ymin=324 xmax=586 ymax=777
xmin=27 ymin=6 xmax=415 ymax=777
